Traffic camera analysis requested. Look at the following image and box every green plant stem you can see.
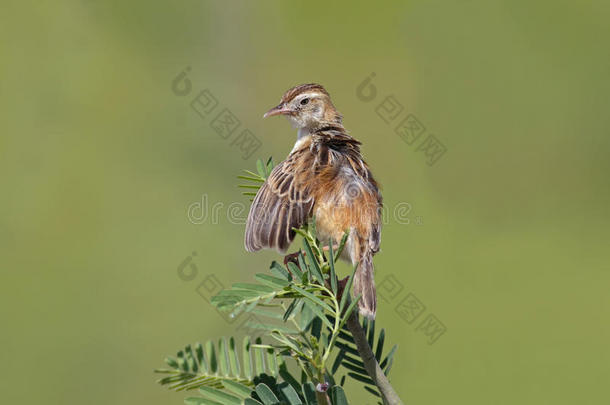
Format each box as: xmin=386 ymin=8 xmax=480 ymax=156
xmin=345 ymin=311 xmax=403 ymax=405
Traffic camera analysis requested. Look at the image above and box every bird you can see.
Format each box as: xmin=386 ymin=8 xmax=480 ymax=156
xmin=244 ymin=83 xmax=382 ymax=320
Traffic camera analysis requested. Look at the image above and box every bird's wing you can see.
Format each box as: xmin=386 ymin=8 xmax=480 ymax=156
xmin=245 ymin=152 xmax=314 ymax=253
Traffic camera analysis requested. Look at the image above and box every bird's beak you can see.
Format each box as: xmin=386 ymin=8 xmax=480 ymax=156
xmin=263 ymin=103 xmax=292 ymax=118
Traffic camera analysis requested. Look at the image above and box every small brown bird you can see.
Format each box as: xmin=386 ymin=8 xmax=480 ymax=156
xmin=245 ymin=83 xmax=382 ymax=319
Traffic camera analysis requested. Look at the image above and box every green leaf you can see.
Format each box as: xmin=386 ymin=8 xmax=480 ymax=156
xmin=286 ymin=261 xmax=303 ymax=279
xmin=255 ymin=383 xmax=280 ymax=405
xmin=384 ymin=354 xmax=395 ymax=376
xmin=375 ymin=329 xmax=385 ymax=362
xmin=337 ymin=330 xmax=354 ymax=344
xmin=278 ymin=362 xmax=301 ymax=395
xmin=278 ymin=382 xmax=303 ymax=405
xmin=310 ymin=316 xmax=322 ymax=340
xmin=255 ymin=274 xmax=290 ymax=288
xmin=232 ymin=283 xmax=276 ymax=293
xmin=215 ymin=289 xmax=263 ymax=300
xmin=177 ymin=351 xmax=187 ymax=371
xmin=243 ymin=336 xmax=253 ymax=380
xmin=300 ymin=370 xmax=307 ymax=385
xmin=291 ymin=286 xmax=334 ymax=314
xmin=243 ymin=169 xmax=262 ymax=178
xmin=297 ymin=253 xmax=309 ymax=282
xmin=297 ymin=299 xmax=333 ymax=330
xmin=319 ymin=330 xmax=328 ymax=352
xmin=228 ymin=337 xmax=241 ymax=378
xmin=243 ymin=300 xmax=260 ymax=315
xmin=367 ymin=319 xmax=376 ymax=349
xmin=341 ymin=354 xmax=365 ymax=369
xmin=157 ymin=338 xmax=257 ymax=393
xmin=309 ymin=217 xmax=318 ymax=243
xmin=165 ymin=356 xmax=178 ymax=369
xmin=328 ymin=241 xmax=338 ymax=294
xmin=206 ymin=341 xmax=218 ymax=374
xmin=334 ymin=342 xmax=358 ymax=357
xmin=269 ymin=331 xmax=305 ymax=356
xmin=270 ymin=261 xmax=292 ymax=281
xmin=185 ymin=345 xmax=198 ymax=372
xmin=219 ymin=337 xmax=229 ymax=376
xmin=301 ymin=383 xmax=317 ymax=405
xmin=221 ymin=380 xmax=253 ymax=398
xmin=237 ymin=175 xmax=265 ymax=182
xmin=283 ymin=298 xmax=301 ymax=322
xmin=331 ymin=349 xmax=346 ymax=375
xmin=302 ymin=239 xmax=324 ymax=284
xmin=266 ymin=156 xmax=274 ymax=176
xmin=347 ymin=371 xmax=375 ymax=385
xmin=339 ymin=359 xmax=367 ymax=375
xmin=199 ymin=386 xmax=241 ymax=405
xmin=334 ymin=232 xmax=349 ymax=262
xmin=364 ymin=386 xmax=381 ymax=397
xmin=329 ymin=386 xmax=349 ymax=405
xmin=380 ymin=344 xmax=398 ymax=370
xmin=184 ymin=397 xmax=223 ymax=405
xmin=266 ymin=348 xmax=278 ymax=377
xmin=339 ymin=264 xmax=358 ymax=312
xmin=245 ymin=399 xmax=263 ymax=405
xmin=337 ymin=294 xmax=361 ymax=333
xmin=251 ymin=307 xmax=284 ymax=320
xmin=256 ymin=159 xmax=266 ymax=178
xmin=254 ymin=338 xmax=265 ymax=376
xmin=298 ymin=300 xmax=315 ymax=332
xmin=196 ymin=343 xmax=207 ymax=373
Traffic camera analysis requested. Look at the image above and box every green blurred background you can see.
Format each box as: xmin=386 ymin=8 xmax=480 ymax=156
xmin=2 ymin=0 xmax=609 ymax=404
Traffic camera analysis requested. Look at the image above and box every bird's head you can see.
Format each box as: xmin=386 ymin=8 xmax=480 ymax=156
xmin=263 ymin=83 xmax=342 ymax=130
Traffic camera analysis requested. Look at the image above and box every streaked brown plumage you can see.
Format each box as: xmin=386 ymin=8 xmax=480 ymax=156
xmin=245 ymin=83 xmax=382 ymax=319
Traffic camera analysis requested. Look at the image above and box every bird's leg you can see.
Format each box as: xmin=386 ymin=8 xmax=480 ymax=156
xmin=322 ymin=244 xmax=340 ymax=252
xmin=320 ymin=243 xmax=339 ymax=260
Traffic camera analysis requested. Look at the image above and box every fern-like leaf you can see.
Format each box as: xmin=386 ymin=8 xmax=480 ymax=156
xmin=238 ymin=157 xmax=275 ymax=200
xmin=155 ymin=337 xmax=274 ymax=392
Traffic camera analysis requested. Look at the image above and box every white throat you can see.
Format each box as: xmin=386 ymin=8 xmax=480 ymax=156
xmin=297 ymin=127 xmax=310 ymax=140
xmin=291 ymin=128 xmax=311 ymax=152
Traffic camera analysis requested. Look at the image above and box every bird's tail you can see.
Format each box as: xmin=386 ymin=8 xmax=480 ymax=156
xmin=353 ymin=251 xmax=376 ymax=320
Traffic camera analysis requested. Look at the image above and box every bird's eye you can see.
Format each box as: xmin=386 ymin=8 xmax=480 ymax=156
xmin=300 ymin=98 xmax=309 ymax=105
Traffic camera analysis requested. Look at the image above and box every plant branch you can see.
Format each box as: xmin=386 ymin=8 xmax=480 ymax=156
xmin=345 ymin=312 xmax=403 ymax=405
